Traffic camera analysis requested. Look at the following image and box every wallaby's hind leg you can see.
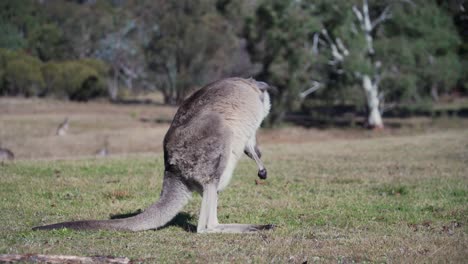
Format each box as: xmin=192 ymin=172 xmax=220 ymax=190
xmin=197 ymin=183 xmax=274 ymax=233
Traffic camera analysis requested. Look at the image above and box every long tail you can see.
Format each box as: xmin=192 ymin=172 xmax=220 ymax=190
xmin=32 ymin=174 xmax=191 ymax=232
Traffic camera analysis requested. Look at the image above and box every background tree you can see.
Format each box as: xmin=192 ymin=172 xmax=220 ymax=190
xmin=0 ymin=0 xmax=465 ymax=126
xmin=380 ymin=0 xmax=462 ymax=103
xmin=144 ymin=0 xmax=241 ymax=104
xmin=244 ymin=0 xmax=322 ymax=126
xmin=300 ymin=0 xmax=462 ymax=128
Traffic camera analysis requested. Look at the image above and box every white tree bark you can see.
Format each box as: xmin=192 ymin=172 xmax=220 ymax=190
xmin=353 ymin=0 xmax=390 ymax=129
xmin=362 ymin=74 xmax=384 ymax=128
xmin=312 ymin=0 xmax=390 ymax=129
xmin=300 ymin=81 xmax=322 ymax=99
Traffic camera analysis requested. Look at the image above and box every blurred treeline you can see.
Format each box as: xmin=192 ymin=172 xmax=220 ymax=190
xmin=0 ymin=0 xmax=466 ymax=126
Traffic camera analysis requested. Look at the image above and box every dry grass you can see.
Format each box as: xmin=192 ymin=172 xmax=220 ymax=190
xmin=2 ymin=97 xmax=467 ymax=160
xmin=0 ymin=98 xmax=467 ymax=263
xmin=0 ymin=98 xmax=175 ymax=159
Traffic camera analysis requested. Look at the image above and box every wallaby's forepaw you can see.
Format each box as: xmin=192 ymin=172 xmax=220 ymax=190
xmin=258 ymin=168 xmax=267 ymax=179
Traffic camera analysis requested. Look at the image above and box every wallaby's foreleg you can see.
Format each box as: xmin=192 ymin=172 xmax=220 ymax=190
xmin=197 ymin=183 xmax=273 ymax=233
xmin=244 ymin=136 xmax=267 ymax=179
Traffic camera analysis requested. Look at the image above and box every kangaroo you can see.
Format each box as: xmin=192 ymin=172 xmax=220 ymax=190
xmin=33 ymin=77 xmax=273 ymax=233
xmin=56 ymin=117 xmax=69 ymax=136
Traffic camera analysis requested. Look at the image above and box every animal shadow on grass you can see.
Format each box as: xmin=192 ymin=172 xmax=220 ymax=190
xmin=110 ymin=210 xmax=196 ymax=232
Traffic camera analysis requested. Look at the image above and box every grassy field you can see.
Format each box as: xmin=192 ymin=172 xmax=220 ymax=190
xmin=0 ymin=98 xmax=467 ymax=263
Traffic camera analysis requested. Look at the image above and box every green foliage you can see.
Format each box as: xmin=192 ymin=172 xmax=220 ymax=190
xmin=42 ymin=59 xmax=108 ymax=101
xmin=0 ymin=49 xmax=45 ymax=96
xmin=0 ymin=21 xmax=25 ymax=50
xmin=27 ymin=23 xmax=69 ymax=61
xmin=0 ymin=0 xmax=45 ymax=50
xmin=145 ymin=0 xmax=240 ymax=104
xmin=0 ymin=0 xmax=466 ymax=123
xmin=381 ymin=0 xmax=462 ymax=98
xmin=0 ymin=48 xmax=108 ymax=100
xmin=303 ymin=0 xmax=464 ymax=124
xmin=1 ymin=130 xmax=467 ymax=261
xmin=245 ymin=0 xmax=321 ymax=125
xmin=0 ymin=0 xmax=44 ymax=33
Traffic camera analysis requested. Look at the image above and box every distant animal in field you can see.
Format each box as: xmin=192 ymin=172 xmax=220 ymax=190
xmin=0 ymin=148 xmax=14 ymax=161
xmin=33 ymin=77 xmax=274 ymax=233
xmin=96 ymin=137 xmax=109 ymax=157
xmin=96 ymin=147 xmax=109 ymax=157
xmin=56 ymin=117 xmax=69 ymax=136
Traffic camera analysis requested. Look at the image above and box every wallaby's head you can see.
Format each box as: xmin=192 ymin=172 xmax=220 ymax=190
xmin=258 ymin=81 xmax=271 ymax=119
xmin=246 ymin=78 xmax=271 ymax=120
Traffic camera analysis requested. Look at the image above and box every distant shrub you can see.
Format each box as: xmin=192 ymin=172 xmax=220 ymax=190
xmin=0 ymin=49 xmax=45 ymax=96
xmin=42 ymin=59 xmax=108 ymax=101
xmin=0 ymin=48 xmax=109 ymax=100
xmin=77 ymin=58 xmax=109 ymax=76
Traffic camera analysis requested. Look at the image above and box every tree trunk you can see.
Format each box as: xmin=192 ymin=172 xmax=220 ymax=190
xmin=362 ymin=75 xmax=384 ymax=129
xmin=107 ymin=68 xmax=119 ymax=101
xmin=431 ymin=83 xmax=439 ymax=102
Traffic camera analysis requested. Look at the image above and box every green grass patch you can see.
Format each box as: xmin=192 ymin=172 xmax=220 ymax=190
xmin=1 ymin=130 xmax=467 ymax=262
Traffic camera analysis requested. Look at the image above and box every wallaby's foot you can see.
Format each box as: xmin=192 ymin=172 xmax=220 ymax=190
xmin=198 ymin=223 xmax=275 ymax=234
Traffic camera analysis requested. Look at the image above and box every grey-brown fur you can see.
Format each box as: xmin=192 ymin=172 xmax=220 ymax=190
xmin=33 ymin=77 xmax=273 ymax=233
xmin=56 ymin=117 xmax=69 ymax=136
xmin=0 ymin=148 xmax=14 ymax=161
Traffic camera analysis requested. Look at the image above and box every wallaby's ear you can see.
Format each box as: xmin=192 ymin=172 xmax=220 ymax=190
xmin=256 ymin=81 xmax=269 ymax=92
xmin=256 ymin=80 xmax=278 ymax=94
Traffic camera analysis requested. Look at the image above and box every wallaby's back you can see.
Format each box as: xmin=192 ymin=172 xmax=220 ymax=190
xmin=164 ymin=77 xmax=269 ymax=186
xmin=33 ymin=77 xmax=270 ymax=232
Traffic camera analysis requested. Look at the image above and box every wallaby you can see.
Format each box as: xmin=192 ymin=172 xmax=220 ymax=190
xmin=96 ymin=136 xmax=109 ymax=157
xmin=56 ymin=117 xmax=69 ymax=136
xmin=0 ymin=148 xmax=14 ymax=161
xmin=33 ymin=77 xmax=273 ymax=233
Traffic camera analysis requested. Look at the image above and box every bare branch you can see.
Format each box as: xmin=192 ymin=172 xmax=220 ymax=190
xmin=321 ymin=29 xmax=344 ymax=62
xmin=312 ymin=32 xmax=320 ymax=55
xmin=358 ymin=0 xmax=375 ymax=55
xmin=335 ymin=38 xmax=349 ymax=56
xmin=371 ymin=5 xmax=392 ymax=29
xmin=119 ymin=63 xmax=138 ymax=79
xmin=401 ymin=0 xmax=416 ymax=7
xmin=379 ymin=91 xmax=396 ymax=114
xmin=352 ymin=5 xmax=364 ymax=25
xmin=299 ymin=81 xmax=322 ymax=99
xmin=321 ymin=28 xmax=333 ymax=44
xmin=362 ymin=0 xmax=372 ymax=32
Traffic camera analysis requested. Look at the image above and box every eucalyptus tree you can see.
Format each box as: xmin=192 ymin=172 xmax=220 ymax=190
xmin=144 ymin=0 xmax=240 ymax=104
xmin=244 ymin=0 xmax=322 ymax=126
xmin=304 ymin=0 xmax=461 ymax=128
